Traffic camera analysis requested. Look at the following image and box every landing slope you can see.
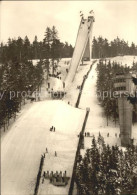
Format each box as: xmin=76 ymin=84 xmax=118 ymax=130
xmin=1 ymin=100 xmax=85 ymax=195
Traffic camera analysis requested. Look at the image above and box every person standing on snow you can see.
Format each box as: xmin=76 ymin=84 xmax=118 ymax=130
xmin=55 ymin=151 xmax=57 ymax=157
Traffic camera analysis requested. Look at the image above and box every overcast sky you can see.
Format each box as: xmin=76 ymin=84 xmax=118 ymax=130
xmin=1 ymin=1 xmax=137 ymax=46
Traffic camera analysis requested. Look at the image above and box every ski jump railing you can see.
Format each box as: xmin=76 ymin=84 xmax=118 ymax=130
xmin=34 ymin=154 xmax=45 ymax=195
xmin=68 ymin=107 xmax=90 ymax=195
xmin=75 ymin=60 xmax=97 ymax=108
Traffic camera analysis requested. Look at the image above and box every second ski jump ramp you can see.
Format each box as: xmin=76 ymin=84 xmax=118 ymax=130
xmin=65 ymin=16 xmax=94 ymax=87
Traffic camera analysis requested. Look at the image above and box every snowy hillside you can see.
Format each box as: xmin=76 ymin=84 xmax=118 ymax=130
xmin=1 ymin=56 xmax=137 ymax=195
xmin=79 ymin=60 xmax=137 ymax=152
xmin=107 ymin=55 xmax=137 ymax=67
xmin=1 ymin=100 xmax=85 ymax=195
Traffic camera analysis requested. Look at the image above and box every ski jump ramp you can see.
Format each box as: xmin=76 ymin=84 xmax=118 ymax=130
xmin=65 ymin=15 xmax=95 ymax=86
xmin=53 ymin=15 xmax=95 ymax=93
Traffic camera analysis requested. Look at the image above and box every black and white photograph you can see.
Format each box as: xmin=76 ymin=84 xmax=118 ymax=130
xmin=0 ymin=1 xmax=137 ymax=195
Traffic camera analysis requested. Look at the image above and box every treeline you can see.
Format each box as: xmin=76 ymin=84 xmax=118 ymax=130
xmin=76 ymin=136 xmax=137 ymax=195
xmin=0 ymin=59 xmax=44 ymax=130
xmin=1 ymin=34 xmax=137 ymax=63
xmin=0 ymin=26 xmax=63 ymax=130
xmin=96 ymin=60 xmax=137 ymax=125
xmin=92 ymin=36 xmax=137 ymax=58
xmin=0 ymin=26 xmax=73 ymax=130
xmin=0 ymin=26 xmax=73 ymax=63
xmin=1 ymin=26 xmax=137 ymax=130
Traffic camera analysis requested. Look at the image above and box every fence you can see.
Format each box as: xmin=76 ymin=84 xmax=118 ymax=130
xmin=34 ymin=155 xmax=45 ymax=195
xmin=75 ymin=60 xmax=96 ymax=108
xmin=68 ymin=108 xmax=90 ymax=195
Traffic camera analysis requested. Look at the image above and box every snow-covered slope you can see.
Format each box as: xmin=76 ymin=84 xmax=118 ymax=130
xmin=107 ymin=55 xmax=137 ymax=67
xmin=79 ymin=60 xmax=137 ymax=150
xmin=1 ymin=100 xmax=85 ymax=195
xmin=1 ymin=55 xmax=137 ymax=195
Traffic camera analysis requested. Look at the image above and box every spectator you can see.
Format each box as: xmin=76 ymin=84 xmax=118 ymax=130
xmin=55 ymin=151 xmax=57 ymax=157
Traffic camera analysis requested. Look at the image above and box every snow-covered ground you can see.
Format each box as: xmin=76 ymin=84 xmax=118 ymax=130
xmin=79 ymin=58 xmax=137 ymax=154
xmin=39 ymin=58 xmax=92 ymax=105
xmin=37 ymin=61 xmax=94 ymax=195
xmin=107 ymin=55 xmax=137 ymax=67
xmin=31 ymin=59 xmax=40 ymax=66
xmin=79 ymin=62 xmax=121 ymax=148
xmin=63 ymin=61 xmax=93 ymax=106
xmin=0 ymin=100 xmax=33 ymax=142
xmin=1 ymin=100 xmax=85 ymax=195
xmin=1 ymin=57 xmax=92 ymax=195
xmin=1 ymin=56 xmax=137 ymax=195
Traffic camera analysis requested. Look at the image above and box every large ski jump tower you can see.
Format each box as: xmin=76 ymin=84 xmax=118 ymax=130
xmin=114 ymin=73 xmax=136 ymax=146
xmin=65 ymin=15 xmax=95 ymax=85
xmin=51 ymin=13 xmax=95 ymax=97
xmin=82 ymin=16 xmax=95 ymax=61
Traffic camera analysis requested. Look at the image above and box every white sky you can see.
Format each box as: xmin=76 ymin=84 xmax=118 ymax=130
xmin=1 ymin=1 xmax=137 ymax=46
